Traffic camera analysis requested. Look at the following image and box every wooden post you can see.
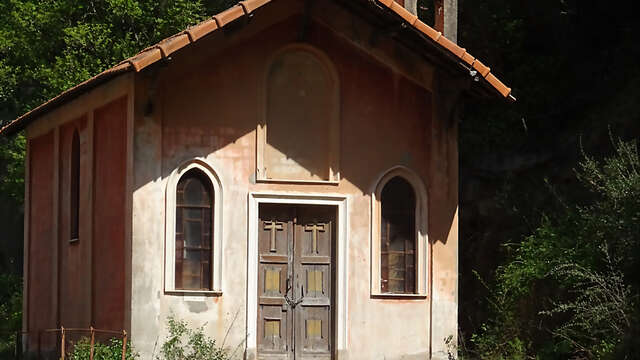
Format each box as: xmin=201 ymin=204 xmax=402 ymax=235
xmin=121 ymin=330 xmax=128 ymax=360
xmin=60 ymin=327 xmax=65 ymax=360
xmin=90 ymin=327 xmax=95 ymax=360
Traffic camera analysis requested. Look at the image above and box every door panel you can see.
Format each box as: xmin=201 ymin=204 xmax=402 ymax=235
xmin=298 ymin=306 xmax=331 ymax=353
xmin=258 ymin=205 xmax=294 ymax=359
xmin=294 ymin=206 xmax=333 ymax=360
xmin=258 ymin=205 xmax=335 ymax=360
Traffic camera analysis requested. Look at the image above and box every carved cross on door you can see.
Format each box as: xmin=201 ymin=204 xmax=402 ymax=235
xmin=304 ymin=223 xmax=326 ymax=254
xmin=264 ymin=220 xmax=284 ymax=252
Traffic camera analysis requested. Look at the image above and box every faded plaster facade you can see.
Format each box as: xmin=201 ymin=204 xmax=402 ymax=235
xmin=131 ymin=5 xmax=458 ymax=358
xmin=10 ymin=0 xmax=500 ymax=359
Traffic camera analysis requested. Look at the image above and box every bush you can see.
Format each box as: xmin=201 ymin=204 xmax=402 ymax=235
xmin=68 ymin=337 xmax=137 ymax=360
xmin=470 ymin=138 xmax=640 ymax=359
xmin=157 ymin=315 xmax=229 ymax=360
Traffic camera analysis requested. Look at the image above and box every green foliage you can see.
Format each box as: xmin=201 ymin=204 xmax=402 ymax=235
xmin=158 ymin=315 xmax=229 ymax=360
xmin=542 ymin=260 xmax=632 ymax=357
xmin=0 ymin=134 xmax=25 ymax=273
xmin=468 ymin=269 xmax=532 ymax=359
xmin=0 ymin=134 xmax=25 ymax=204
xmin=68 ymin=337 xmax=138 ymax=360
xmin=0 ymin=0 xmax=223 ymax=117
xmin=0 ymin=274 xmax=22 ymax=357
xmin=470 ymin=139 xmax=640 ymax=359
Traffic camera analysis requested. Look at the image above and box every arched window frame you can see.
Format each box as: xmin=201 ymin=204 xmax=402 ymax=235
xmin=371 ymin=166 xmax=428 ymax=297
xmin=165 ymin=159 xmax=223 ymax=294
xmin=256 ymin=43 xmax=341 ymax=183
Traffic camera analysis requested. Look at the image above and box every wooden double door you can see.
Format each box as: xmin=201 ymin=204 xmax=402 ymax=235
xmin=257 ymin=204 xmax=335 ymax=360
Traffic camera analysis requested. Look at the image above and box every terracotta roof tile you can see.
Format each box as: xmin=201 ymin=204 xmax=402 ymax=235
xmin=461 ymin=52 xmax=475 ymax=66
xmin=0 ymin=62 xmax=132 ymax=135
xmin=471 ymin=59 xmax=491 ymax=78
xmin=157 ymin=34 xmax=191 ymax=57
xmin=128 ymin=48 xmax=163 ymax=72
xmin=388 ymin=2 xmax=418 ymax=25
xmin=1 ymin=0 xmax=514 ymax=136
xmin=438 ymin=36 xmax=465 ymax=58
xmin=239 ymin=0 xmax=272 ymax=14
xmin=485 ymin=73 xmax=511 ymax=98
xmin=413 ymin=20 xmax=442 ymax=42
xmin=213 ymin=5 xmax=246 ymax=27
xmin=375 ymin=0 xmax=511 ymax=99
xmin=186 ymin=19 xmax=219 ymax=42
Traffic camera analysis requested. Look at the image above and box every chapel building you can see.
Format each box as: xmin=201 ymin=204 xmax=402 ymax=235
xmin=0 ymin=0 xmax=513 ymax=359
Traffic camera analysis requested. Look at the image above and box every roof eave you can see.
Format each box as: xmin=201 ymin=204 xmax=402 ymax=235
xmin=0 ymin=63 xmax=132 ymax=136
xmin=1 ymin=0 xmax=515 ymax=137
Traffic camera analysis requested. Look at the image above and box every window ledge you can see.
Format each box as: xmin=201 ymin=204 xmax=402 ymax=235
xmin=256 ymin=178 xmax=340 ymax=185
xmin=165 ymin=290 xmax=223 ymax=297
xmin=371 ymin=293 xmax=428 ymax=300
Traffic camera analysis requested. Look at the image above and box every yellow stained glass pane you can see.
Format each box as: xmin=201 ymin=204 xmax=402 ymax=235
xmin=306 ymin=319 xmax=322 ymax=338
xmin=307 ymin=270 xmax=323 ymax=293
xmin=265 ymin=320 xmax=280 ymax=337
xmin=265 ymin=269 xmax=280 ymax=292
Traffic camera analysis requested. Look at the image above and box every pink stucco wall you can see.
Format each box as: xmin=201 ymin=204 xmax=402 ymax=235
xmin=92 ymin=97 xmax=127 ymax=331
xmin=25 ymin=93 xmax=130 ymax=353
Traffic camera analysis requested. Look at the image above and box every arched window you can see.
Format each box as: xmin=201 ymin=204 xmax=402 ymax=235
xmin=380 ymin=177 xmax=416 ymax=293
xmin=257 ymin=45 xmax=340 ymax=183
xmin=175 ymin=169 xmax=213 ymax=290
xmin=165 ymin=159 xmax=223 ymax=294
xmin=70 ymin=129 xmax=80 ymax=242
xmin=372 ymin=166 xmax=428 ymax=296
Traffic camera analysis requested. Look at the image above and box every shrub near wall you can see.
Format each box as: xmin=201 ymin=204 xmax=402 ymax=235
xmin=69 ymin=337 xmax=137 ymax=360
xmin=157 ymin=316 xmax=231 ymax=360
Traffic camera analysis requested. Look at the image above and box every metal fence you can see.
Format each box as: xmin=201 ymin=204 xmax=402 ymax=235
xmin=2 ymin=327 xmax=128 ymax=360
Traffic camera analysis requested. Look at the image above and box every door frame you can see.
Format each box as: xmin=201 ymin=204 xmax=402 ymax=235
xmin=247 ymin=192 xmax=349 ymax=359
